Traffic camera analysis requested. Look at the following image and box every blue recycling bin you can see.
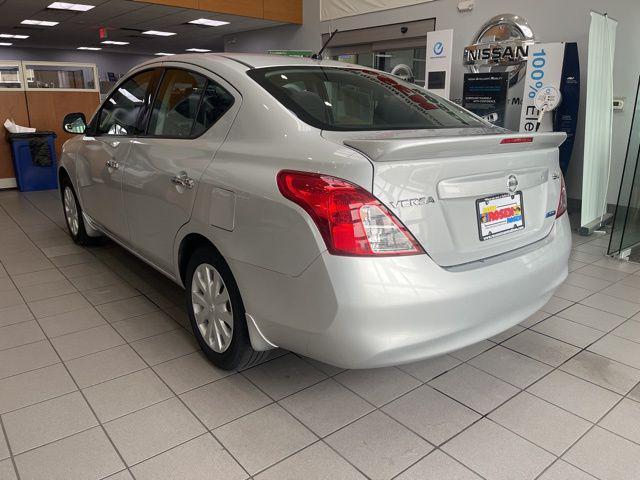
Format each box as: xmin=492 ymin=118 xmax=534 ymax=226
xmin=8 ymin=131 xmax=58 ymax=192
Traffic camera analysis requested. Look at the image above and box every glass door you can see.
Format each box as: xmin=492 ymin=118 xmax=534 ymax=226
xmin=335 ymin=53 xmax=373 ymax=68
xmin=608 ymin=76 xmax=640 ymax=256
xmin=373 ymin=47 xmax=426 ymax=87
xmin=331 ymin=46 xmax=427 ymax=87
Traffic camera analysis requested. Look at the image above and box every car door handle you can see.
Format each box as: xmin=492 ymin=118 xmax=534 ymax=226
xmin=105 ymin=159 xmax=119 ymax=170
xmin=171 ymin=172 xmax=195 ymax=189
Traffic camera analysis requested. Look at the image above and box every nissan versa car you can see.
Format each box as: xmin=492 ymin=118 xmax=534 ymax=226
xmin=58 ymin=53 xmax=571 ymax=370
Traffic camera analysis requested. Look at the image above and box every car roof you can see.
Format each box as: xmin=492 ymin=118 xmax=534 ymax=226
xmin=135 ymin=52 xmax=358 ymax=72
xmin=216 ymin=53 xmax=350 ymax=69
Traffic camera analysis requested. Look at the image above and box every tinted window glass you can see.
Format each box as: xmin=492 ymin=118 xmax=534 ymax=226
xmin=148 ymin=69 xmax=206 ymax=137
xmin=192 ymin=81 xmax=235 ymax=136
xmin=97 ymin=70 xmax=156 ymax=136
xmin=248 ymin=66 xmax=485 ymax=131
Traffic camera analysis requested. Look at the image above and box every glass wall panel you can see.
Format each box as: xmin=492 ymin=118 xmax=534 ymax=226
xmin=609 ymin=76 xmax=640 ymax=255
xmin=24 ymin=63 xmax=96 ymax=90
xmin=0 ymin=65 xmax=21 ymax=89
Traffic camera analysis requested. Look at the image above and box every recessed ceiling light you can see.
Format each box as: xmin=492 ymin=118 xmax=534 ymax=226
xmin=188 ymin=18 xmax=229 ymax=27
xmin=154 ymin=52 xmax=174 ymax=56
xmin=143 ymin=30 xmax=176 ymax=37
xmin=0 ymin=34 xmax=29 ymax=39
xmin=101 ymin=40 xmax=129 ymax=45
xmin=0 ymin=42 xmax=13 ymax=46
xmin=47 ymin=2 xmax=95 ymax=11
xmin=186 ymin=48 xmax=211 ymax=52
xmin=77 ymin=46 xmax=101 ymax=50
xmin=21 ymin=20 xmax=59 ymax=26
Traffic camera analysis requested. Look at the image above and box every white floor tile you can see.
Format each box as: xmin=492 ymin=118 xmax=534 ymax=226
xmin=429 ymin=364 xmax=519 ymax=414
xmin=564 ymin=427 xmax=640 ymax=480
xmin=215 ymin=404 xmax=316 ymax=475
xmin=395 ymin=450 xmax=481 ymax=480
xmin=383 ymin=385 xmax=480 ymax=445
xmin=2 ymin=391 xmax=97 ymax=454
xmin=335 ymin=367 xmax=421 ymax=407
xmin=131 ymin=434 xmax=246 ymax=480
xmin=14 ymin=427 xmax=123 ymax=480
xmin=443 ymin=419 xmax=554 ymax=480
xmin=489 ymin=392 xmax=591 ymax=455
xmin=527 ymin=370 xmax=621 ymax=422
xmin=325 ymin=410 xmax=432 ymax=480
xmin=254 ymin=441 xmax=365 ymax=480
xmin=104 ymin=397 xmax=205 ymax=466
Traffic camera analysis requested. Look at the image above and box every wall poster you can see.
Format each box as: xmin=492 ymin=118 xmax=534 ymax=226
xmin=462 ymin=72 xmax=509 ymax=127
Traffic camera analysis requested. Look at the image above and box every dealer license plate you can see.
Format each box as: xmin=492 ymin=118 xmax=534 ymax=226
xmin=476 ymin=192 xmax=525 ymax=241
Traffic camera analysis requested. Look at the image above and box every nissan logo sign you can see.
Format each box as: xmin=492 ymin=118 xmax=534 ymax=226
xmin=463 ymin=14 xmax=535 ymax=84
xmin=463 ymin=42 xmax=529 ymax=67
xmin=507 ymin=175 xmax=519 ymax=194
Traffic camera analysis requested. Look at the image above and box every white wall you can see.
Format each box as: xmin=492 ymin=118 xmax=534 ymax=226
xmin=0 ymin=47 xmax=152 ymax=82
xmin=226 ymin=0 xmax=640 ymax=204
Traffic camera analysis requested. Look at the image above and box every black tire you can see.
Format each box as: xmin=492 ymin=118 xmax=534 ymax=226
xmin=60 ymin=177 xmax=93 ymax=246
xmin=185 ymin=246 xmax=266 ymax=370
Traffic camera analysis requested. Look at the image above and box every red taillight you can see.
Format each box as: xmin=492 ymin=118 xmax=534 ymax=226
xmin=277 ymin=170 xmax=424 ymax=256
xmin=500 ymin=137 xmax=534 ymax=144
xmin=556 ymin=173 xmax=567 ymax=218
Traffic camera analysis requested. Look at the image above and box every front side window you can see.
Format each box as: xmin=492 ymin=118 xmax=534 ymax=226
xmin=96 ymin=70 xmax=158 ymax=136
xmin=248 ymin=66 xmax=486 ymax=131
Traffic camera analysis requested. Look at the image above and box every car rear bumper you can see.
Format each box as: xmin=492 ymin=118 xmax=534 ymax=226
xmin=232 ymin=214 xmax=571 ymax=369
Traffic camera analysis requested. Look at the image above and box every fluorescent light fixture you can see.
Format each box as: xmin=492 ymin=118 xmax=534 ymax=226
xmin=21 ymin=20 xmax=59 ymax=26
xmin=0 ymin=42 xmax=12 ymax=46
xmin=0 ymin=34 xmax=29 ymax=39
xmin=154 ymin=52 xmax=174 ymax=56
xmin=143 ymin=30 xmax=176 ymax=37
xmin=47 ymin=2 xmax=95 ymax=11
xmin=188 ymin=18 xmax=229 ymax=27
xmin=77 ymin=46 xmax=101 ymax=50
xmin=101 ymin=40 xmax=129 ymax=45
xmin=186 ymin=48 xmax=211 ymax=52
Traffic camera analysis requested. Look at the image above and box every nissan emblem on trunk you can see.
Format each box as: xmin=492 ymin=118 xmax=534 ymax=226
xmin=507 ymin=175 xmax=518 ymax=194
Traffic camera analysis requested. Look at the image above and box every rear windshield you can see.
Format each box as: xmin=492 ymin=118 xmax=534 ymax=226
xmin=247 ymin=66 xmax=485 ymax=131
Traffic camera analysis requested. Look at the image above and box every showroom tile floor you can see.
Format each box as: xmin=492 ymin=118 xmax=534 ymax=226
xmin=1 ymin=188 xmax=640 ymax=480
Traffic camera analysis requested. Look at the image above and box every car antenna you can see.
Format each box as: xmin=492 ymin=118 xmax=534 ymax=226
xmin=312 ymin=29 xmax=338 ymax=60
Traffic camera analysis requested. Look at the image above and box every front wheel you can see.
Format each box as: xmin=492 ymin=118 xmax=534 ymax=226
xmin=61 ymin=179 xmax=92 ymax=245
xmin=185 ymin=247 xmax=265 ymax=370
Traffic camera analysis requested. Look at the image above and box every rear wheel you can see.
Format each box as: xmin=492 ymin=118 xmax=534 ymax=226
xmin=60 ymin=179 xmax=92 ymax=245
xmin=185 ymin=246 xmax=265 ymax=370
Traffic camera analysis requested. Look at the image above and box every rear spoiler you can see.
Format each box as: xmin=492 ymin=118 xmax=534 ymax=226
xmin=344 ymin=132 xmax=567 ymax=162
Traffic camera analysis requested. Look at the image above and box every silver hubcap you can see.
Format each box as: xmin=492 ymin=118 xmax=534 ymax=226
xmin=63 ymin=187 xmax=79 ymax=236
xmin=191 ymin=263 xmax=234 ymax=353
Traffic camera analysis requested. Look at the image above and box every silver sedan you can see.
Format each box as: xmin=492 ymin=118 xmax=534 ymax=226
xmin=58 ymin=53 xmax=571 ymax=370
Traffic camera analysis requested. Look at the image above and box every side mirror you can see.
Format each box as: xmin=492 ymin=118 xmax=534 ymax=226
xmin=63 ymin=112 xmax=87 ymax=134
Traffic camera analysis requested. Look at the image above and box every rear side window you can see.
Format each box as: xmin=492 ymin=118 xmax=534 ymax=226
xmin=192 ymin=82 xmax=235 ymax=137
xmin=147 ymin=69 xmax=234 ymax=138
xmin=97 ymin=69 xmax=158 ymax=136
xmin=248 ymin=66 xmax=485 ymax=131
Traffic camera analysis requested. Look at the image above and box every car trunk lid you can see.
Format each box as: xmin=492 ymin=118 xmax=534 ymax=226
xmin=323 ymin=129 xmax=566 ymax=267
